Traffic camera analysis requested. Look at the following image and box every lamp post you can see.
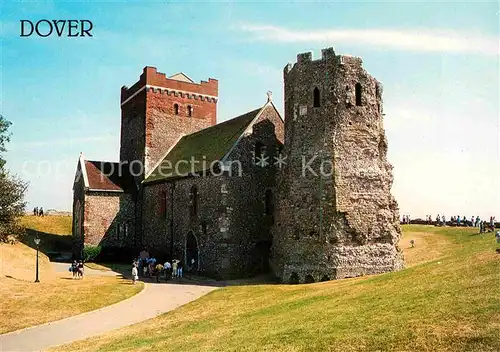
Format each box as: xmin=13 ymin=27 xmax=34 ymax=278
xmin=34 ymin=236 xmax=41 ymax=283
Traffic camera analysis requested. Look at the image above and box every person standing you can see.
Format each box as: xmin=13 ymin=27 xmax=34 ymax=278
xmin=172 ymin=259 xmax=178 ymax=278
xmin=442 ymin=215 xmax=446 ymax=226
xmin=164 ymin=260 xmax=171 ymax=281
xmin=177 ymin=261 xmax=183 ymax=280
xmin=132 ymin=264 xmax=139 ymax=284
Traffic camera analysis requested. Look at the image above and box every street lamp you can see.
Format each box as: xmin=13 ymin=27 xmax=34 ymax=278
xmin=34 ymin=236 xmax=41 ymax=283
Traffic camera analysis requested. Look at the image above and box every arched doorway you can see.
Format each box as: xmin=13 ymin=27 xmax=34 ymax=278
xmin=185 ymin=231 xmax=199 ymax=272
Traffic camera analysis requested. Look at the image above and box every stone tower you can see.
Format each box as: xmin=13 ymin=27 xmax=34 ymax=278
xmin=271 ymin=48 xmax=404 ymax=283
xmin=120 ymin=67 xmax=218 ymax=180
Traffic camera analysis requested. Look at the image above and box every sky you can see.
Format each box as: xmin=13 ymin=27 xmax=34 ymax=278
xmin=1 ymin=1 xmax=499 ymax=219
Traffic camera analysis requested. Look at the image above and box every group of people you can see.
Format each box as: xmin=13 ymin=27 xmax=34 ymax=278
xmin=69 ymin=260 xmax=84 ymax=279
xmin=32 ymin=207 xmax=44 ymax=217
xmin=401 ymin=215 xmax=411 ymax=224
xmin=131 ymin=249 xmax=192 ymax=284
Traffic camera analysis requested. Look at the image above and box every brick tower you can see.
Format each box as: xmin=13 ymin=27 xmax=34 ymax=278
xmin=120 ymin=67 xmax=218 ymax=180
xmin=271 ymin=48 xmax=404 ymax=283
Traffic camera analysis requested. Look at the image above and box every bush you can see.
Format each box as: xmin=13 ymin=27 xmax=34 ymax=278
xmin=83 ymin=245 xmax=102 ymax=262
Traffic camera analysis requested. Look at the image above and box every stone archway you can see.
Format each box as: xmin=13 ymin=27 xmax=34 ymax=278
xmin=185 ymin=231 xmax=199 ymax=272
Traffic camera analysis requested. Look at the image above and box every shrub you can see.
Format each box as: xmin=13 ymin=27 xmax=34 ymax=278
xmin=83 ymin=245 xmax=102 ymax=262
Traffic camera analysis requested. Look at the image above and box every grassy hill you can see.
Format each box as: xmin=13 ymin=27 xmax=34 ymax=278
xmin=0 ymin=215 xmax=143 ymax=333
xmin=53 ymin=225 xmax=500 ymax=352
xmin=20 ymin=215 xmax=73 ymax=255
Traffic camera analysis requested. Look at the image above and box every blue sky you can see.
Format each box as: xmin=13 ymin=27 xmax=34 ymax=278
xmin=1 ymin=1 xmax=498 ymax=219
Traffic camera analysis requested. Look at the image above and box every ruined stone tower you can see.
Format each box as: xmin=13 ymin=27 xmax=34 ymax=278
xmin=271 ymin=48 xmax=404 ymax=283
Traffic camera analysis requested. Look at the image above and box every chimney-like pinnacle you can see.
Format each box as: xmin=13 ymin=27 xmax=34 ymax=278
xmin=267 ymin=91 xmax=272 ymax=102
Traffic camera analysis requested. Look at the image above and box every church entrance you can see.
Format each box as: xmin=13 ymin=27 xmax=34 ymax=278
xmin=185 ymin=231 xmax=199 ymax=272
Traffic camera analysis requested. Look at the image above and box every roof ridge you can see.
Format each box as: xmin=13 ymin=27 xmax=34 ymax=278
xmin=184 ymin=107 xmax=261 ymax=139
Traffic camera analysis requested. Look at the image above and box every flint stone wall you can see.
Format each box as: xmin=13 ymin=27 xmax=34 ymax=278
xmin=141 ymin=104 xmax=284 ymax=279
xmin=271 ymin=48 xmax=404 ymax=283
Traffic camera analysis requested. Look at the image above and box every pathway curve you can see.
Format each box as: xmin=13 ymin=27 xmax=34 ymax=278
xmin=0 ymin=280 xmax=217 ymax=351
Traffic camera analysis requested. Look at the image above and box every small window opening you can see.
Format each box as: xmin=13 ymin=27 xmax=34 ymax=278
xmin=189 ymin=186 xmax=198 ymax=216
xmin=313 ymin=87 xmax=320 ymax=107
xmin=174 ymin=103 xmax=179 ymax=115
xmin=187 ymin=105 xmax=193 ymax=117
xmin=355 ymin=83 xmax=362 ymax=106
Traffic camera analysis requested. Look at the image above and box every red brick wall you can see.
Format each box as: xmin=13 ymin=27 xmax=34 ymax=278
xmin=120 ymin=66 xmax=218 ymax=177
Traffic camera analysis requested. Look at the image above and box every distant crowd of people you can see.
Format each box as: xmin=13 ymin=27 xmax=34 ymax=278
xmin=33 ymin=207 xmax=44 ymax=217
xmin=402 ymin=214 xmax=497 ymax=233
xmin=131 ymin=249 xmax=195 ymax=284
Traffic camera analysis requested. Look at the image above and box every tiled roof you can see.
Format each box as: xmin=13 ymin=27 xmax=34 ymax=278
xmin=84 ymin=160 xmax=133 ymax=192
xmin=144 ymin=106 xmax=263 ymax=183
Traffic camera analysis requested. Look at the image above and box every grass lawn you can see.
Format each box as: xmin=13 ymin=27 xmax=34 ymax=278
xmin=0 ymin=217 xmax=143 ymax=334
xmin=20 ymin=215 xmax=73 ymax=254
xmin=52 ymin=225 xmax=500 ymax=352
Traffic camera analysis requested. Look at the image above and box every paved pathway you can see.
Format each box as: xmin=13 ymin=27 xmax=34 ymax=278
xmin=0 ymin=278 xmax=217 ymax=351
xmin=52 ymin=262 xmax=120 ymax=277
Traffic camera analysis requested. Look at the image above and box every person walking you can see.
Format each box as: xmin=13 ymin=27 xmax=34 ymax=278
xmin=132 ymin=264 xmax=139 ymax=284
xmin=155 ymin=262 xmax=164 ymax=283
xmin=71 ymin=260 xmax=78 ymax=279
xmin=77 ymin=260 xmax=84 ymax=279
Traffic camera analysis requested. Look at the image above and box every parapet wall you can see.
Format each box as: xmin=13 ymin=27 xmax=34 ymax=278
xmin=121 ymin=66 xmax=218 ymax=104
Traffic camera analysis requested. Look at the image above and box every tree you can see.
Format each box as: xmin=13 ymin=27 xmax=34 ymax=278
xmin=0 ymin=114 xmax=27 ymax=242
xmin=0 ymin=114 xmax=12 ymax=170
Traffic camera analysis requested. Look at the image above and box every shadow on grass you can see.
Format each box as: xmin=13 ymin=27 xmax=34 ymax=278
xmin=21 ymin=229 xmax=73 ymax=262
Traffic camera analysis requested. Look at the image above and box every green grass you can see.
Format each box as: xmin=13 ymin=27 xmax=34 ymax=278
xmin=53 ymin=225 xmax=500 ymax=352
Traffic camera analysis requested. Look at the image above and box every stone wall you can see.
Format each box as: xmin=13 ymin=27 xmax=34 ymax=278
xmin=83 ymin=192 xmax=136 ymax=248
xmin=141 ymin=103 xmax=284 ymax=279
xmin=271 ymin=48 xmax=404 ymax=283
xmin=71 ymin=161 xmax=85 ymax=257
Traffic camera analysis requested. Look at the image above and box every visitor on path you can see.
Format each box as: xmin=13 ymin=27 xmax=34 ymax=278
xmin=39 ymin=207 xmax=44 ymax=217
xmin=172 ymin=259 xmax=178 ymax=278
xmin=457 ymin=215 xmax=461 ymax=226
xmin=155 ymin=263 xmax=164 ymax=283
xmin=77 ymin=260 xmax=84 ymax=279
xmin=33 ymin=207 xmax=38 ymax=216
xmin=436 ymin=214 xmax=440 ymax=226
xmin=442 ymin=215 xmax=446 ymax=226
xmin=490 ymin=216 xmax=496 ymax=232
xmin=495 ymin=231 xmax=500 ymax=253
xmin=177 ymin=261 xmax=183 ymax=280
xmin=164 ymin=260 xmax=171 ymax=281
xmin=479 ymin=221 xmax=485 ymax=234
xmin=471 ymin=216 xmax=475 ymax=227
xmin=132 ymin=264 xmax=139 ymax=284
xmin=475 ymin=216 xmax=480 ymax=227
xmin=71 ymin=260 xmax=78 ymax=279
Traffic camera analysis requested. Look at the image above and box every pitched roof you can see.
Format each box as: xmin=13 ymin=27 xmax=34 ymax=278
xmin=169 ymin=72 xmax=194 ymax=83
xmin=144 ymin=106 xmax=264 ymax=184
xmin=79 ymin=158 xmax=133 ymax=192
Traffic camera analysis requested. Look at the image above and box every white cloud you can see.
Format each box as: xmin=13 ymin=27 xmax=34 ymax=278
xmin=235 ymin=24 xmax=499 ymax=56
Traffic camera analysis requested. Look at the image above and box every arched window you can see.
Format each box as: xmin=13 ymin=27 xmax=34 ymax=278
xmin=313 ymin=87 xmax=320 ymax=107
xmin=254 ymin=141 xmax=264 ymax=164
xmin=187 ymin=105 xmax=193 ymax=117
xmin=265 ymin=189 xmax=273 ymax=215
xmin=189 ymin=186 xmax=198 ymax=216
xmin=355 ymin=83 xmax=362 ymax=106
xmin=174 ymin=103 xmax=179 ymax=115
